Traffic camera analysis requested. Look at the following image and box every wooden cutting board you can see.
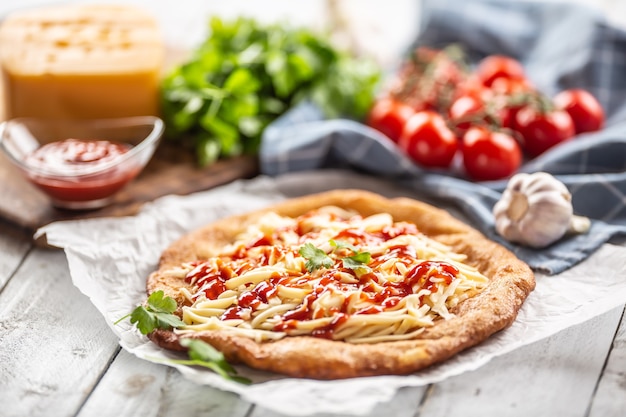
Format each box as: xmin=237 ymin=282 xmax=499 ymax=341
xmin=0 ymin=143 xmax=259 ymax=234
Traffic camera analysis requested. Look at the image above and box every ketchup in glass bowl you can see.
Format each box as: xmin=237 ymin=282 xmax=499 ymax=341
xmin=0 ymin=116 xmax=164 ymax=209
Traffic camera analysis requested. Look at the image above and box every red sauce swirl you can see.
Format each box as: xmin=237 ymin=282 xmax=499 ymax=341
xmin=25 ymin=139 xmax=131 ymax=174
xmin=184 ymin=215 xmax=462 ymax=339
xmin=23 ymin=138 xmax=139 ymax=203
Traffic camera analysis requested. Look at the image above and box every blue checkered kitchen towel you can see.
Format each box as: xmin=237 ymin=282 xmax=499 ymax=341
xmin=260 ymin=0 xmax=626 ymax=274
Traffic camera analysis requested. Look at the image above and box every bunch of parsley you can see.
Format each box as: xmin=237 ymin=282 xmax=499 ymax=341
xmin=160 ymin=16 xmax=381 ymax=166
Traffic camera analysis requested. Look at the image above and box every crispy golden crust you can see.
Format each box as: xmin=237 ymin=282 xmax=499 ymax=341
xmin=147 ymin=189 xmax=535 ymax=379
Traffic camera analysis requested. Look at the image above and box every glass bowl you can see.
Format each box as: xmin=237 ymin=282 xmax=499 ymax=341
xmin=0 ymin=116 xmax=164 ymax=210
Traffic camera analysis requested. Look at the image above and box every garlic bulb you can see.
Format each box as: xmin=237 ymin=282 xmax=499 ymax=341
xmin=493 ymin=172 xmax=590 ymax=248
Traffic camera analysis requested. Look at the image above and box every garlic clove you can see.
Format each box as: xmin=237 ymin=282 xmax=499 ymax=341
xmin=493 ymin=172 xmax=589 ymax=248
xmin=568 ymin=215 xmax=591 ymax=235
xmin=506 ymin=190 xmax=530 ymax=222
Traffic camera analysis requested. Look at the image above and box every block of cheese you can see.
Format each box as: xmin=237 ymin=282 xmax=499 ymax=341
xmin=0 ymin=4 xmax=164 ymax=120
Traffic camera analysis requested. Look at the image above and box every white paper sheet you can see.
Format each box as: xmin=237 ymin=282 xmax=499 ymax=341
xmin=36 ymin=171 xmax=626 ymax=416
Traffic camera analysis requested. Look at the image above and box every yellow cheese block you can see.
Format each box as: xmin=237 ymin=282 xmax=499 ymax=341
xmin=0 ymin=4 xmax=165 ymax=120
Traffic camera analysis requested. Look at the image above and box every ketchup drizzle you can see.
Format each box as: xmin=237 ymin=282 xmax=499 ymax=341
xmin=184 ymin=213 xmax=460 ymax=339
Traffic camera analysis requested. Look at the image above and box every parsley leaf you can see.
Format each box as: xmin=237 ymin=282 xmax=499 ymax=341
xmin=146 ymin=290 xmax=178 ymax=313
xmin=153 ymin=312 xmax=187 ymax=330
xmin=115 ymin=290 xmax=185 ymax=335
xmin=299 ymin=242 xmax=334 ymax=272
xmin=329 ymin=239 xmax=357 ymax=253
xmin=330 ymin=239 xmax=371 ymax=275
xmin=299 ymin=239 xmax=373 ymax=275
xmin=129 ymin=306 xmax=156 ymax=335
xmin=342 ymin=255 xmax=371 ymax=269
xmin=345 ymin=250 xmax=371 ymax=265
xmin=117 ymin=296 xmax=248 ymax=384
xmin=342 ymin=256 xmax=372 ymax=277
xmin=176 ymin=339 xmax=251 ymax=384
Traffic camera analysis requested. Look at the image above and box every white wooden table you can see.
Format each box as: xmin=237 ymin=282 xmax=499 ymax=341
xmin=0 ymin=192 xmax=625 ymax=417
xmin=1 ymin=1 xmax=625 ymax=416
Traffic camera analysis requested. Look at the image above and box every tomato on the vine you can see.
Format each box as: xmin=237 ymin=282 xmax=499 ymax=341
xmin=553 ymin=89 xmax=605 ymax=134
xmin=391 ymin=46 xmax=468 ymax=113
xmin=489 ymin=76 xmax=533 ymax=95
xmin=462 ymin=126 xmax=522 ymax=181
xmin=366 ymin=97 xmax=415 ymax=143
xmin=514 ymin=106 xmax=575 ymax=157
xmin=499 ymin=105 xmax=523 ymax=131
xmin=365 ymin=46 xmax=608 ymax=181
xmin=448 ymin=95 xmax=486 ymax=136
xmin=476 ymin=55 xmax=526 ymax=87
xmin=398 ymin=111 xmax=459 ymax=168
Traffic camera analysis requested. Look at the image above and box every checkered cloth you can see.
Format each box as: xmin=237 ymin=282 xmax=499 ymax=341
xmin=260 ymin=0 xmax=626 ymax=274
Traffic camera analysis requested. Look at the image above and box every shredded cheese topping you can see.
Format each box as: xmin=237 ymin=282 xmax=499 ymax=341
xmin=167 ymin=206 xmax=488 ymax=343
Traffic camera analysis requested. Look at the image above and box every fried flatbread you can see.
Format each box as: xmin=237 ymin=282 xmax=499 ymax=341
xmin=146 ymin=189 xmax=535 ymax=379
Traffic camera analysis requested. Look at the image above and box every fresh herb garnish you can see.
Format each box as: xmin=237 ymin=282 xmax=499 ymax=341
xmin=114 ymin=290 xmax=185 ymax=335
xmin=299 ymin=242 xmax=334 ymax=272
xmin=341 ymin=255 xmax=372 ymax=274
xmin=330 ymin=239 xmax=372 ymax=275
xmin=160 ymin=16 xmax=381 ymax=166
xmin=162 ymin=339 xmax=251 ymax=384
xmin=329 ymin=239 xmax=356 ymax=252
xmin=117 ymin=294 xmax=248 ymax=384
xmin=299 ymin=239 xmax=372 ymax=274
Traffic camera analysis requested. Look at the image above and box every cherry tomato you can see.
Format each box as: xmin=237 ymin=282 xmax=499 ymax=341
xmin=476 ymin=55 xmax=526 ymax=87
xmin=449 ymin=95 xmax=485 ymax=136
xmin=366 ymin=97 xmax=415 ymax=143
xmin=462 ymin=126 xmax=522 ymax=181
xmin=495 ymin=93 xmax=528 ymax=131
xmin=454 ymin=74 xmax=491 ymax=101
xmin=500 ymin=105 xmax=523 ymax=131
xmin=489 ymin=76 xmax=533 ymax=95
xmin=398 ymin=111 xmax=459 ymax=168
xmin=483 ymin=70 xmax=534 ymax=131
xmin=553 ymin=89 xmax=605 ymax=134
xmin=515 ymin=106 xmax=576 ymax=157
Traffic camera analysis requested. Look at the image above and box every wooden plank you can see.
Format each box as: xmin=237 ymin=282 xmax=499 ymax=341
xmin=416 ymin=307 xmax=624 ymax=417
xmin=78 ymin=349 xmax=252 ymax=417
xmin=250 ymin=385 xmax=427 ymax=417
xmin=0 ymin=248 xmax=120 ymax=417
xmin=0 ymin=219 xmax=31 ymax=288
xmin=588 ymin=306 xmax=626 ymax=417
xmin=82 ymin=339 xmax=426 ymax=417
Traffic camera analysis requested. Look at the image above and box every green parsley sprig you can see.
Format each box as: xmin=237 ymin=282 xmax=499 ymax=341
xmin=114 ymin=290 xmax=185 ymax=334
xmin=330 ymin=239 xmax=372 ymax=276
xmin=299 ymin=242 xmax=334 ymax=272
xmin=299 ymin=239 xmax=372 ymax=274
xmin=163 ymin=339 xmax=251 ymax=384
xmin=116 ymin=291 xmax=249 ymax=384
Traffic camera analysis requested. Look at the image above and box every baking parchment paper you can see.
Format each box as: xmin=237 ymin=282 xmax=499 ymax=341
xmin=36 ymin=171 xmax=626 ymax=416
